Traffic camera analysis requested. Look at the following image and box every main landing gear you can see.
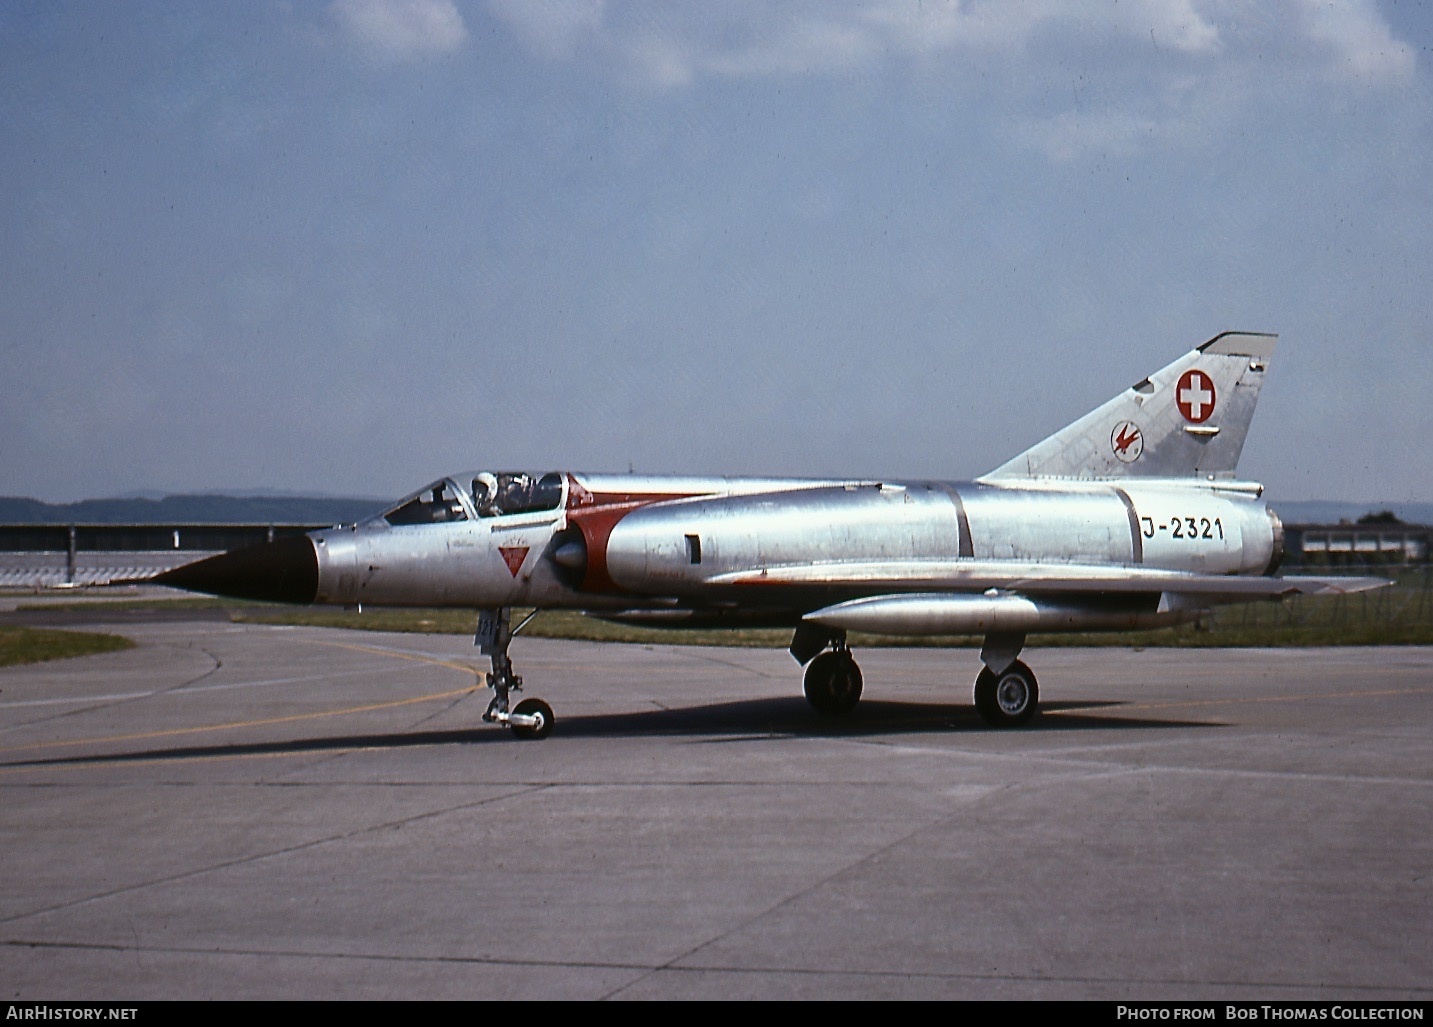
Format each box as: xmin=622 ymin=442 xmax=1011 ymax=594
xmin=476 ymin=607 xmax=553 ymax=740
xmin=973 ymin=632 xmax=1038 ymax=727
xmin=791 ymin=626 xmax=863 ymax=716
xmin=791 ymin=626 xmax=1042 ymax=727
xmin=803 ymin=647 xmax=864 ymax=716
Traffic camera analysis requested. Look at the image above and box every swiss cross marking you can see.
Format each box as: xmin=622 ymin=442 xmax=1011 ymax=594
xmin=499 ymin=546 xmax=529 ymax=577
xmin=1176 ymin=369 xmax=1216 ymax=423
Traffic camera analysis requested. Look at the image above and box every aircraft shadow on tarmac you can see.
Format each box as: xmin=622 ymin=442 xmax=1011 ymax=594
xmin=3 ymin=697 xmax=1217 ymax=769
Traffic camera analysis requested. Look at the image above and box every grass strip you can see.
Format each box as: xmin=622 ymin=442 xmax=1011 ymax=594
xmin=0 ymin=626 xmax=135 ymax=667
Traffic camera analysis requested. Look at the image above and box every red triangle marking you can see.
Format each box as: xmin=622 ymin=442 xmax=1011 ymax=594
xmin=499 ymin=546 xmax=529 ymax=577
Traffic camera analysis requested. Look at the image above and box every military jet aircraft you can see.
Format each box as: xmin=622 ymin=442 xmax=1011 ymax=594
xmin=155 ymin=331 xmax=1385 ymax=739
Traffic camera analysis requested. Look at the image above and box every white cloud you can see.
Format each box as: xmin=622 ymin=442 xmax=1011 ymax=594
xmin=483 ymin=1 xmax=1232 ymax=83
xmin=485 ymin=0 xmax=605 ymax=60
xmin=480 ymin=2 xmax=1419 ymax=163
xmin=1118 ymin=0 xmax=1220 ymax=55
xmin=699 ymin=16 xmax=877 ymax=78
xmin=1017 ymin=107 xmax=1163 ymax=164
xmin=620 ymin=30 xmax=696 ymax=89
xmin=862 ymin=0 xmax=1219 ymax=59
xmin=1295 ymin=0 xmax=1416 ymax=86
xmin=331 ymin=0 xmax=468 ymax=61
xmin=481 ymin=1 xmax=1417 ymax=94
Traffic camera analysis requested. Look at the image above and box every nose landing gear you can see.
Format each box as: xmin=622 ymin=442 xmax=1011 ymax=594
xmin=507 ymin=697 xmax=554 ymax=740
xmin=476 ymin=607 xmax=553 ymax=740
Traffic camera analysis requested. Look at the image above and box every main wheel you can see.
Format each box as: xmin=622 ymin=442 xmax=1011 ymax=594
xmin=509 ymin=697 xmax=554 ymax=740
xmin=973 ymin=660 xmax=1039 ymax=727
xmin=803 ymin=651 xmax=863 ymax=716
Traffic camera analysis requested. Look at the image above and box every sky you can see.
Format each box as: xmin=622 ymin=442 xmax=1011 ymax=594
xmin=2 ymin=0 xmax=1431 ymax=504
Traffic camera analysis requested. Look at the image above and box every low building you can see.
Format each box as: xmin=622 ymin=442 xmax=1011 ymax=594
xmin=1284 ymin=522 xmax=1430 ymax=567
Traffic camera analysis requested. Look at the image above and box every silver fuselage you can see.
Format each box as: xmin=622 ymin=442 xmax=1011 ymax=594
xmin=307 ymin=472 xmax=1281 ymax=632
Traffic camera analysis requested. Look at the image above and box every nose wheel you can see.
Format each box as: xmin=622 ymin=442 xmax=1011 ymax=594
xmin=476 ymin=607 xmax=554 ymax=740
xmin=508 ymin=697 xmax=554 ymax=740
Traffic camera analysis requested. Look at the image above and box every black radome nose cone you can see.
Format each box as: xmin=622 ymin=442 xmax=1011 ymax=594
xmin=155 ymin=536 xmax=319 ymax=605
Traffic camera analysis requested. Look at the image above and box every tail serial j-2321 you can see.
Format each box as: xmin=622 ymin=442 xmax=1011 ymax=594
xmin=156 ymin=332 xmax=1386 ymax=739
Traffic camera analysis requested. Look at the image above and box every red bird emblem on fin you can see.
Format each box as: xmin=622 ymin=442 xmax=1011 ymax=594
xmin=1111 ymin=420 xmax=1143 ymax=462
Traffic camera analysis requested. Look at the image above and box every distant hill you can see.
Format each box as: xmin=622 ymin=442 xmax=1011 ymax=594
xmin=0 ymin=494 xmax=383 ymax=525
xmin=1273 ymin=500 xmax=1433 ymax=526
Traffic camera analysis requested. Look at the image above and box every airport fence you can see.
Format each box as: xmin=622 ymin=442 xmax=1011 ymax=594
xmin=1186 ymin=564 xmax=1432 ymax=645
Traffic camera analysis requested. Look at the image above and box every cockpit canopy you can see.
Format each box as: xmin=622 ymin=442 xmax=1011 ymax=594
xmin=379 ymin=472 xmax=564 ymax=527
xmin=471 ymin=470 xmax=565 ymax=518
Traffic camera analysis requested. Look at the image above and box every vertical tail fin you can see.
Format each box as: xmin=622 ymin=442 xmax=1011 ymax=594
xmin=983 ymin=331 xmax=1277 ymax=481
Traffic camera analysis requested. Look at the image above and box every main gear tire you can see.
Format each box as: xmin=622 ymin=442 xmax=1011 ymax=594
xmin=973 ymin=660 xmax=1039 ymax=727
xmin=803 ymin=651 xmax=864 ymax=716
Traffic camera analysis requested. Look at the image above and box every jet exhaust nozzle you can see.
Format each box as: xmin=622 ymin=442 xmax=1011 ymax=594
xmin=154 ymin=536 xmax=320 ymax=605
